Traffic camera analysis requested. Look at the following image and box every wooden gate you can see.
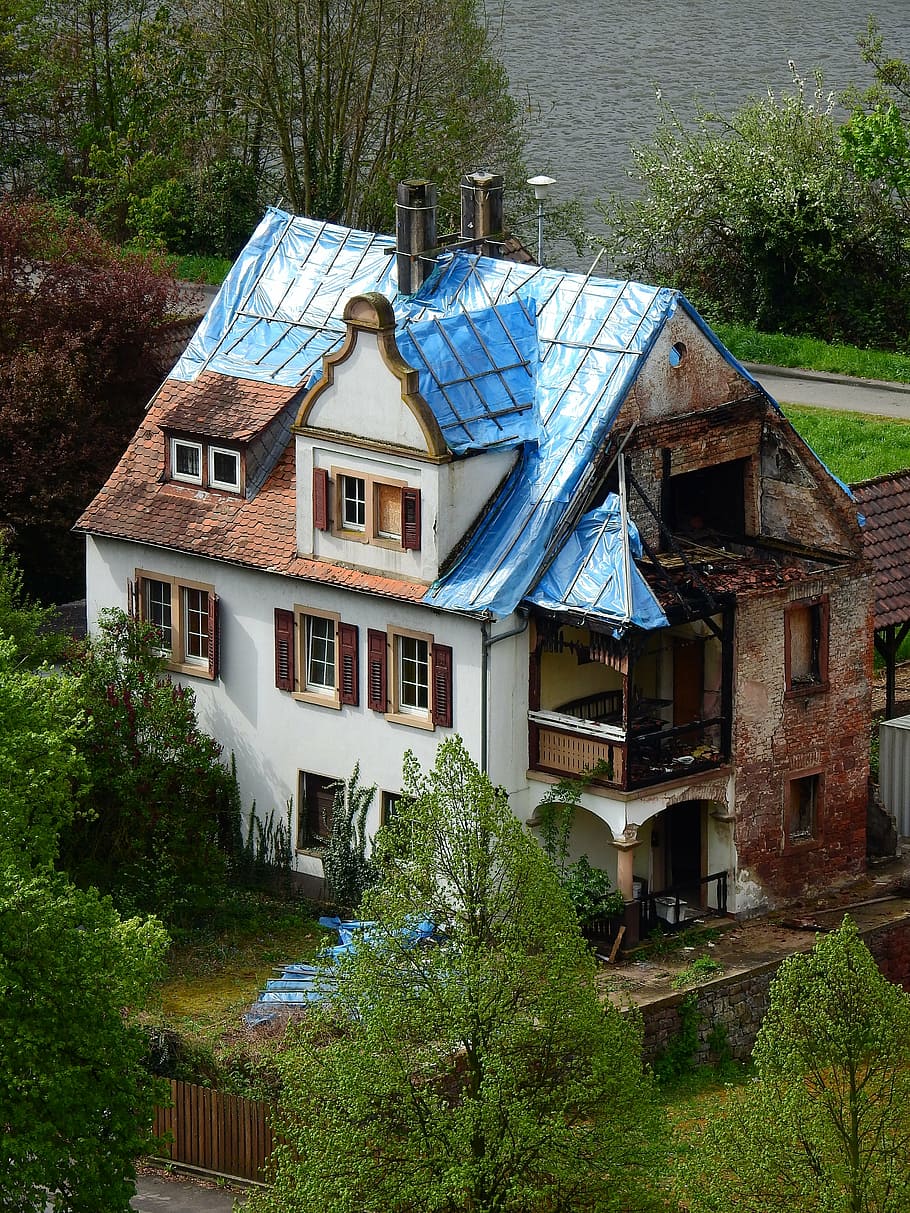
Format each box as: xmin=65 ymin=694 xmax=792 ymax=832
xmin=153 ymin=1079 xmax=275 ymax=1182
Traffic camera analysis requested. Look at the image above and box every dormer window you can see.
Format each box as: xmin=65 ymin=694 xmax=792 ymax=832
xmin=209 ymin=446 xmax=241 ymax=492
xmin=167 ymin=434 xmax=242 ymax=494
xmin=171 ymin=439 xmax=203 ymax=485
xmin=313 ymin=465 xmax=421 ymax=550
xmin=340 ymin=474 xmax=366 ymax=531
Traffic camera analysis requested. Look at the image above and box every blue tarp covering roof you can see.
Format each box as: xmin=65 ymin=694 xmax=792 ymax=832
xmin=396 ymin=300 xmax=538 ymax=454
xmin=171 ymin=208 xmax=768 ymax=628
xmin=527 ymin=496 xmax=668 ymax=631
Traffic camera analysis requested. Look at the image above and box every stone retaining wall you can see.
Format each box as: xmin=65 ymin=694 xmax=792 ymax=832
xmin=639 ymin=909 xmax=910 ymax=1064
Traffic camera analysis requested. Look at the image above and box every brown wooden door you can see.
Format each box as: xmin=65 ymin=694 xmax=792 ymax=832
xmin=673 ymin=636 xmax=704 ymax=727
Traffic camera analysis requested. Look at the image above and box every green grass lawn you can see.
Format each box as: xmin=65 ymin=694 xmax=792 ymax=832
xmin=717 ymin=324 xmax=910 ymax=385
xmin=782 ymin=404 xmax=910 ymax=484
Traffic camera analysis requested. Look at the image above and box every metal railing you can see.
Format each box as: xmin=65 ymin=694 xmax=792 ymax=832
xmin=639 ymin=870 xmax=729 ymax=935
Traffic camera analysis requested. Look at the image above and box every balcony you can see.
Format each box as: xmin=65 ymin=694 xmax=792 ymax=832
xmin=528 ymin=614 xmax=732 ymax=792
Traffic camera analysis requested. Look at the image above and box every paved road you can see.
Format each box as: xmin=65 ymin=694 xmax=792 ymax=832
xmin=131 ymin=1173 xmax=247 ymax=1212
xmin=746 ymin=362 xmax=910 ymax=420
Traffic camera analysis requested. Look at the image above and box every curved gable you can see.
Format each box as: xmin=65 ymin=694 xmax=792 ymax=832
xmin=295 ymin=293 xmax=449 ymax=461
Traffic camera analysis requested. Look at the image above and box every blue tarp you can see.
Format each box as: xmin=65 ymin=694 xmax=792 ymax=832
xmin=170 ymin=208 xmax=773 ymax=628
xmin=527 ymin=496 xmax=668 ymax=631
xmin=243 ymin=915 xmax=440 ymax=1026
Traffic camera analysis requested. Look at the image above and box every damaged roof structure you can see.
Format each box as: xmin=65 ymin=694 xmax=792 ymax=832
xmin=78 ymin=173 xmax=873 ymax=923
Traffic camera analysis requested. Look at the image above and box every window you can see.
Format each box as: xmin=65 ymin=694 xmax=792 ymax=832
xmin=314 ymin=466 xmax=421 ymax=551
xmin=298 ymin=771 xmax=337 ymax=848
xmin=367 ymin=627 xmax=452 ymax=729
xmin=787 ymin=772 xmax=821 ymax=843
xmin=167 ymin=434 xmax=242 ymax=494
xmin=171 ymin=438 xmax=202 ymax=485
xmin=132 ymin=571 xmax=219 ymax=678
xmin=340 ymin=474 xmax=366 ymax=531
xmin=398 ymin=634 xmax=429 ymax=714
xmin=381 ymin=791 xmax=402 ymax=826
xmin=273 ymin=608 xmax=359 ymax=708
xmin=209 ymin=446 xmax=240 ymax=491
xmin=785 ymin=598 xmax=829 ymax=695
xmin=306 ymin=613 xmax=336 ymax=694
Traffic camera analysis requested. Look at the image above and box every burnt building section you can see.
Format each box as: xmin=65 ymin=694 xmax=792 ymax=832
xmin=527 ymin=306 xmax=870 ymax=915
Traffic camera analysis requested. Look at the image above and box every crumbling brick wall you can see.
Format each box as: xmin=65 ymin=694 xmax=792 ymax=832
xmin=732 ymin=564 xmax=872 ymax=909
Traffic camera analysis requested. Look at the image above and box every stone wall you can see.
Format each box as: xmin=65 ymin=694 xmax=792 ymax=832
xmin=638 ymin=910 xmax=910 ymax=1064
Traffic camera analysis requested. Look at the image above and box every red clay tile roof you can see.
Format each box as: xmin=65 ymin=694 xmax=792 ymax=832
xmin=154 ymin=372 xmax=297 ymax=441
xmin=851 ymin=471 xmax=910 ymax=629
xmin=76 ymin=376 xmax=429 ymax=605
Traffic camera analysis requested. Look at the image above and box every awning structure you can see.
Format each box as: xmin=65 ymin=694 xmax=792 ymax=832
xmin=852 ymin=470 xmax=910 ymax=718
xmin=170 ymin=208 xmax=769 ymax=629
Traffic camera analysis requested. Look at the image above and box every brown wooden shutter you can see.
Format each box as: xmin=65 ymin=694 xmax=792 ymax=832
xmin=127 ymin=577 xmax=139 ymax=620
xmin=401 ymin=487 xmax=421 ymax=550
xmin=432 ymin=643 xmax=453 ymax=727
xmin=367 ymin=629 xmax=387 ymax=712
xmin=207 ymin=592 xmax=220 ymax=679
xmin=274 ymin=608 xmax=295 ymax=690
xmin=313 ymin=467 xmax=330 ymax=531
xmin=339 ymin=622 xmax=359 ymax=706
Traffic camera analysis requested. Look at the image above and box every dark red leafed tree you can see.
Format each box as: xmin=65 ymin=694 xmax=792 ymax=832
xmin=0 ymin=197 xmax=183 ymax=599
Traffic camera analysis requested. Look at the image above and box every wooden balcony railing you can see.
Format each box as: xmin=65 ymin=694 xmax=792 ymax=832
xmin=529 ymin=711 xmax=726 ymax=791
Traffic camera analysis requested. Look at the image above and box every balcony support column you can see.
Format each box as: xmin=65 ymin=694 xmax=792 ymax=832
xmin=610 ymin=824 xmax=643 ymax=901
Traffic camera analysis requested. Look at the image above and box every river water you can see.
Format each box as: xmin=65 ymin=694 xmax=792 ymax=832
xmin=499 ymin=0 xmax=910 ymax=250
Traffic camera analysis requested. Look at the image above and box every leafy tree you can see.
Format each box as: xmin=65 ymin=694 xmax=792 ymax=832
xmin=679 ymin=916 xmax=910 ymax=1213
xmin=62 ymin=610 xmax=240 ymax=919
xmin=599 ymin=68 xmax=910 ymax=348
xmin=320 ymin=763 xmax=377 ymax=910
xmin=0 ymin=867 xmax=168 ymax=1213
xmin=217 ymin=0 xmax=526 ymax=231
xmin=250 ymin=737 xmax=666 ymax=1213
xmin=0 ymin=553 xmax=169 ymax=1212
xmin=0 ymin=197 xmax=181 ymax=597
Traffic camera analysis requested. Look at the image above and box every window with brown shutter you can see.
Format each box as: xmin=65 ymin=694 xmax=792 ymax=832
xmin=432 ymin=643 xmax=453 ymax=727
xmin=367 ymin=628 xmax=388 ymax=712
xmin=402 ymin=487 xmax=421 ymax=551
xmin=313 ymin=467 xmax=330 ymax=531
xmin=339 ymin=622 xmax=359 ymax=706
xmin=274 ymin=608 xmax=295 ymax=690
xmin=135 ymin=568 xmax=218 ymax=679
xmin=784 ymin=597 xmax=829 ymax=696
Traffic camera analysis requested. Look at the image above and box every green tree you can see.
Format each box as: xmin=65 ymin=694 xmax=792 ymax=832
xmin=62 ymin=610 xmax=240 ymax=919
xmin=0 ymin=551 xmax=169 ymax=1213
xmin=679 ymin=916 xmax=910 ymax=1213
xmin=250 ymin=737 xmax=666 ymax=1213
xmin=599 ymin=68 xmax=910 ymax=348
xmin=0 ymin=868 xmax=168 ymax=1213
xmin=220 ymin=0 xmax=526 ymax=231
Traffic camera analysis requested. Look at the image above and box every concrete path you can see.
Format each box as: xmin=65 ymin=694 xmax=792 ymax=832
xmin=746 ymin=362 xmax=910 ymax=420
xmin=131 ymin=1172 xmax=247 ymax=1212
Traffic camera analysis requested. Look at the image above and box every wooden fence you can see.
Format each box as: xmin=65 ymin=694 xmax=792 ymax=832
xmin=152 ymin=1079 xmax=275 ymax=1182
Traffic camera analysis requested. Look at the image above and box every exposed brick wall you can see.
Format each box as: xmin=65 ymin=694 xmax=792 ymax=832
xmin=638 ymin=911 xmax=910 ymax=1063
xmin=732 ymin=564 xmax=872 ymax=908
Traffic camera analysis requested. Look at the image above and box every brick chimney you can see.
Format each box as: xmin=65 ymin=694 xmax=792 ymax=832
xmin=460 ymin=171 xmax=504 ymax=258
xmin=396 ymin=180 xmax=438 ymax=295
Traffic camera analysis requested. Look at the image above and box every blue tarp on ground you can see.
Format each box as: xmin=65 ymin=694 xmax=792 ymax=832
xmin=170 ymin=208 xmax=771 ymax=627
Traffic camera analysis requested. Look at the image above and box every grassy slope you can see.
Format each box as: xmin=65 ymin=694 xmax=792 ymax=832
xmin=781 ymin=404 xmax=910 ymax=484
xmin=717 ymin=324 xmax=910 ymax=385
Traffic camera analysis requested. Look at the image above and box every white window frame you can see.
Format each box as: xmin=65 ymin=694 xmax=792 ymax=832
xmin=294 ymin=607 xmax=341 ymax=708
xmin=137 ymin=569 xmax=215 ymax=678
xmin=171 ymin=438 xmax=203 ymax=485
xmin=331 ymin=466 xmax=408 ymax=548
xmin=340 ymin=474 xmax=366 ymax=532
xmin=387 ymin=626 xmax=434 ymax=729
xmin=208 ymin=445 xmax=241 ymax=492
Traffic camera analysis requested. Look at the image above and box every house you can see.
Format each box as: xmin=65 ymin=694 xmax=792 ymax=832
xmin=77 ymin=174 xmax=872 ymax=917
